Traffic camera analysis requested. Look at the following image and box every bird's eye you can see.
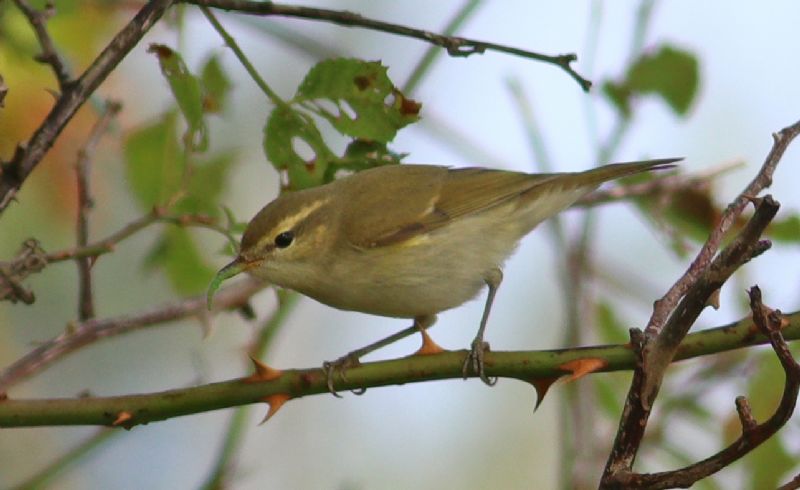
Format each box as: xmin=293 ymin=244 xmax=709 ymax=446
xmin=274 ymin=231 xmax=294 ymax=248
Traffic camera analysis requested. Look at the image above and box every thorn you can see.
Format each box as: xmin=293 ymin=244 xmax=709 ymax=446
xmin=259 ymin=393 xmax=290 ymax=424
xmin=413 ymin=329 xmax=446 ymax=355
xmin=529 ymin=376 xmax=560 ymax=411
xmin=246 ymin=356 xmax=282 ymax=383
xmin=706 ymin=288 xmax=721 ymax=310
xmin=112 ymin=411 xmax=133 ymax=427
xmin=558 ymin=358 xmax=608 ymax=383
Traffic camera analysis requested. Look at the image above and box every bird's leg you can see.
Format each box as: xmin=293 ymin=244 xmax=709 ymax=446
xmin=462 ymin=268 xmax=503 ymax=386
xmin=323 ymin=314 xmax=439 ymax=395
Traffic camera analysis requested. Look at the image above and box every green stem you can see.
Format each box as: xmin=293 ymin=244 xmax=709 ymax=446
xmin=2 ymin=310 xmax=798 ymax=428
xmin=201 ymin=6 xmax=288 ymax=108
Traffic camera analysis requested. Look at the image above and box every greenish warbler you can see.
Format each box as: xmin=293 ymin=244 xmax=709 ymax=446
xmin=207 ymin=158 xmax=679 ymax=387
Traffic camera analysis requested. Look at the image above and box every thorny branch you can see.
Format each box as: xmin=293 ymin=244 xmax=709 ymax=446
xmin=184 ymin=0 xmax=592 ymax=91
xmin=0 ymin=308 xmax=798 ymax=428
xmin=606 ymin=287 xmax=799 ymax=489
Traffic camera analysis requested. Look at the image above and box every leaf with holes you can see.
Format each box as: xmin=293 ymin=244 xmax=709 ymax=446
xmin=148 ymin=44 xmax=208 ymax=151
xmin=264 ymin=105 xmax=336 ymax=190
xmin=123 ymin=112 xmax=184 ymax=210
xmin=295 ymin=58 xmax=420 ymax=142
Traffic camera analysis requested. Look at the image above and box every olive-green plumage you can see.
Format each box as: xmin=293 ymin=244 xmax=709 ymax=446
xmin=209 ymin=158 xmax=679 ymax=383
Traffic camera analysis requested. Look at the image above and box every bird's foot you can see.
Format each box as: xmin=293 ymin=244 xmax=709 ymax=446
xmin=322 ymin=353 xmax=367 ymax=397
xmin=462 ymin=339 xmax=497 ymax=386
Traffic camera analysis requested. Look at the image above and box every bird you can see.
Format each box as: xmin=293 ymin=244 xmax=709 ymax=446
xmin=207 ymin=158 xmax=680 ymax=388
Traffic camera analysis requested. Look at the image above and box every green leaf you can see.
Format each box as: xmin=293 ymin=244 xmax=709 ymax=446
xmin=595 ymin=300 xmax=628 ymax=344
xmin=201 ymin=53 xmax=231 ymax=114
xmin=145 ymin=227 xmax=216 ymax=295
xmin=767 ymin=214 xmax=800 ymax=243
xmin=148 ymin=43 xmax=208 ymax=151
xmin=123 ymin=112 xmax=184 ymax=210
xmin=295 ymin=58 xmax=421 ymax=142
xmin=601 ymin=81 xmax=632 ymax=119
xmin=603 ymin=44 xmax=699 ymax=118
xmin=627 ymin=45 xmax=699 ymax=116
xmin=173 ymin=153 xmax=235 ymax=216
xmin=264 ymin=105 xmax=336 ymax=190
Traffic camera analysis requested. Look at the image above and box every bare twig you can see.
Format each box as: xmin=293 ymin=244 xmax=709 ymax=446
xmin=12 ymin=0 xmax=73 ymax=90
xmin=185 ymin=0 xmax=591 ymax=91
xmin=74 ymin=101 xmax=122 ymax=320
xmin=0 ymin=0 xmax=174 ymax=213
xmin=0 ymin=239 xmax=47 ymax=304
xmin=778 ymin=473 xmax=800 ymax=490
xmin=645 ymin=120 xmax=800 ymax=336
xmin=601 ymin=196 xmax=780 ymax=487
xmin=606 ymin=287 xmax=799 ymax=489
xmin=0 ymin=278 xmax=264 ymax=390
xmin=1 ymin=209 xmax=235 ymax=306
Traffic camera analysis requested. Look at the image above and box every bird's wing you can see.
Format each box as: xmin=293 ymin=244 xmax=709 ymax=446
xmin=343 ymin=165 xmax=550 ymax=249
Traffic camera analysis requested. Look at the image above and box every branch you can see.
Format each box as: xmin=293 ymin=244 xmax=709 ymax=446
xmin=12 ymin=0 xmax=73 ymax=90
xmin=184 ymin=0 xmax=591 ymax=91
xmin=74 ymin=100 xmax=122 ymax=320
xmin=601 ymin=195 xmax=780 ymax=485
xmin=0 ymin=0 xmax=174 ymax=213
xmin=607 ymin=287 xmax=799 ymax=489
xmin=1 ymin=309 xmax=798 ymax=427
xmin=645 ymin=120 xmax=800 ymax=335
xmin=0 ymin=278 xmax=265 ymax=391
xmin=0 ymin=208 xmax=235 ymax=305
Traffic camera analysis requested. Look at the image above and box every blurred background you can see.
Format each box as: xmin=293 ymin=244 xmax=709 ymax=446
xmin=1 ymin=1 xmax=800 ymax=488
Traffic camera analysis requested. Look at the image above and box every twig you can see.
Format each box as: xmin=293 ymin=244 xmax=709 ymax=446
xmin=605 ymin=287 xmax=799 ymax=489
xmin=645 ymin=119 xmax=800 ymax=336
xmin=600 ymin=196 xmax=780 ymax=487
xmin=1 ymin=209 xmax=235 ymax=305
xmin=0 ymin=239 xmax=47 ymax=303
xmin=74 ymin=101 xmax=122 ymax=320
xmin=778 ymin=473 xmax=800 ymax=490
xmin=0 ymin=278 xmax=264 ymax=390
xmin=0 ymin=308 xmax=798 ymax=428
xmin=12 ymin=0 xmax=73 ymax=90
xmin=0 ymin=0 xmax=174 ymax=213
xmin=402 ymin=0 xmax=483 ymax=94
xmin=185 ymin=0 xmax=591 ymax=91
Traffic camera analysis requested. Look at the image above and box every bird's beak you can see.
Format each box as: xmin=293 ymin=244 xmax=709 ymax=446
xmin=206 ymin=256 xmax=248 ymax=310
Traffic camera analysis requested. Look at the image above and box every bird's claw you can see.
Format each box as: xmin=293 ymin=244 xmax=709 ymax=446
xmin=322 ymin=354 xmax=366 ymax=397
xmin=462 ymin=339 xmax=497 ymax=386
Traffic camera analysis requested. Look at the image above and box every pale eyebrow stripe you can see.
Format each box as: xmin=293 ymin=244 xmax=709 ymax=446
xmin=254 ymin=197 xmax=330 ymax=249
